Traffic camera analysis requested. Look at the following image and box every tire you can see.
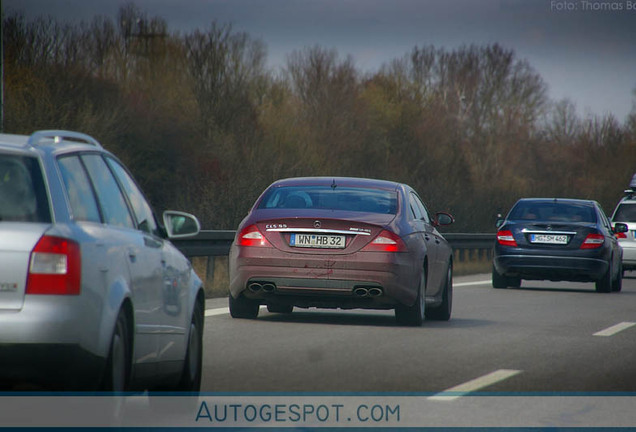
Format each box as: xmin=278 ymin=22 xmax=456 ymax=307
xmin=176 ymin=301 xmax=203 ymax=391
xmin=508 ymin=277 xmax=522 ymax=288
xmin=267 ymin=304 xmax=293 ymax=314
xmin=395 ymin=267 xmax=426 ymax=327
xmin=229 ymin=293 xmax=260 ymax=318
xmin=492 ymin=265 xmax=508 ymax=289
xmin=612 ymin=262 xmax=623 ymax=292
xmin=426 ymin=263 xmax=452 ymax=321
xmin=596 ymin=261 xmax=612 ymax=293
xmin=102 ymin=310 xmax=130 ymax=392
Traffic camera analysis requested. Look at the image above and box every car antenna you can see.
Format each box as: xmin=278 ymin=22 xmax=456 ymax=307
xmin=331 ymin=179 xmax=337 ymax=190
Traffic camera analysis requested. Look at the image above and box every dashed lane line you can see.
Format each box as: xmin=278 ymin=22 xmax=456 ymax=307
xmin=428 ymin=369 xmax=522 ymax=401
xmin=453 ymin=280 xmax=491 ymax=287
xmin=593 ymin=322 xmax=636 ymax=337
xmin=205 ymin=307 xmax=230 ymax=317
xmin=205 ymin=305 xmax=268 ymax=317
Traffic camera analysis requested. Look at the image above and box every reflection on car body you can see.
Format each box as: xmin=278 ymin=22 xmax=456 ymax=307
xmin=0 ymin=130 xmax=205 ymax=391
xmin=229 ymin=177 xmax=455 ymax=326
xmin=493 ymin=198 xmax=627 ymax=292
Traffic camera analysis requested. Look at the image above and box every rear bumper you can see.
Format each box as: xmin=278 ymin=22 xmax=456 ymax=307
xmin=0 ymin=296 xmax=106 ymax=390
xmin=229 ymin=245 xmax=418 ymax=308
xmin=0 ymin=344 xmax=105 ymax=390
xmin=619 ymin=241 xmax=636 ymax=269
xmin=494 ymin=254 xmax=608 ymax=282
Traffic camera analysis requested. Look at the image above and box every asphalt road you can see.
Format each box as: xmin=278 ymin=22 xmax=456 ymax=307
xmin=201 ymin=272 xmax=636 ymax=394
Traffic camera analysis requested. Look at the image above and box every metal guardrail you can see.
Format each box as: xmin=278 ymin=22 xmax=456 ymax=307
xmin=171 ymin=230 xmax=496 ymax=257
xmin=443 ymin=233 xmax=496 ymax=249
xmin=171 ymin=230 xmax=236 ymax=257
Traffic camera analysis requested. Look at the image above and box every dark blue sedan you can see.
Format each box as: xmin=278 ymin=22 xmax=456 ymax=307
xmin=493 ymin=198 xmax=628 ymax=292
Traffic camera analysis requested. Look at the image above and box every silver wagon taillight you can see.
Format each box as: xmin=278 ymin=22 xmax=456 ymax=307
xmin=26 ymin=235 xmax=81 ymax=295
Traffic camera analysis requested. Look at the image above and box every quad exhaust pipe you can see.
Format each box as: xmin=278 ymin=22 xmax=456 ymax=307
xmin=368 ymin=287 xmax=383 ymax=297
xmin=248 ymin=282 xmax=381 ymax=297
xmin=353 ymin=286 xmax=383 ymax=297
xmin=248 ymin=282 xmax=277 ymax=293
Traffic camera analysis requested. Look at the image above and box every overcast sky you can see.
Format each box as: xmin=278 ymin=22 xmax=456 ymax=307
xmin=5 ymin=0 xmax=636 ymax=121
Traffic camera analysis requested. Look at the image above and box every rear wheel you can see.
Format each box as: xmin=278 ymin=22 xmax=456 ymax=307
xmin=229 ymin=293 xmax=260 ymax=318
xmin=596 ymin=261 xmax=612 ymax=293
xmin=508 ymin=277 xmax=522 ymax=288
xmin=426 ymin=263 xmax=452 ymax=321
xmin=492 ymin=265 xmax=508 ymax=289
xmin=176 ymin=301 xmax=203 ymax=391
xmin=612 ymin=262 xmax=623 ymax=292
xmin=395 ymin=267 xmax=426 ymax=326
xmin=102 ymin=310 xmax=130 ymax=392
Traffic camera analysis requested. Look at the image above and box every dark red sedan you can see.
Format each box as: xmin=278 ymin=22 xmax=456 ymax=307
xmin=228 ymin=177 xmax=454 ymax=326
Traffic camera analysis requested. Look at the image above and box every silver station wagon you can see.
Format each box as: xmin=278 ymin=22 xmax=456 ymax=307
xmin=0 ymin=130 xmax=204 ymax=391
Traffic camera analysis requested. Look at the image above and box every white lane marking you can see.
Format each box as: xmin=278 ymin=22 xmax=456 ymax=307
xmin=205 ymin=307 xmax=230 ymax=317
xmin=593 ymin=322 xmax=636 ymax=337
xmin=205 ymin=305 xmax=267 ymax=317
xmin=453 ymin=280 xmax=491 ymax=287
xmin=428 ymin=369 xmax=522 ymax=401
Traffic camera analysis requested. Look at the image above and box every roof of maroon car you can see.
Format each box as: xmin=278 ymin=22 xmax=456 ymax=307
xmin=269 ymin=177 xmax=401 ymax=190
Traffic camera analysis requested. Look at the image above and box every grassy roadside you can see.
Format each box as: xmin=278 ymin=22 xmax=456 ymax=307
xmin=454 ymin=256 xmax=492 ymax=276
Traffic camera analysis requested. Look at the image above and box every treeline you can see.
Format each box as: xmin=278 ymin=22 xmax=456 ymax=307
xmin=3 ymin=4 xmax=636 ymax=231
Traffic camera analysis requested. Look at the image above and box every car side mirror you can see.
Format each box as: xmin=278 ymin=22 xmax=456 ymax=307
xmin=613 ymin=222 xmax=628 ymax=234
xmin=434 ymin=212 xmax=454 ymax=227
xmin=496 ymin=214 xmax=505 ymax=229
xmin=163 ymin=211 xmax=201 ymax=238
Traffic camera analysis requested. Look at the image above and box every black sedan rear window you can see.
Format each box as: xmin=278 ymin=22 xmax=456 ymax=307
xmin=0 ymin=154 xmax=51 ymax=223
xmin=508 ymin=201 xmax=596 ymax=223
xmin=258 ymin=186 xmax=398 ymax=214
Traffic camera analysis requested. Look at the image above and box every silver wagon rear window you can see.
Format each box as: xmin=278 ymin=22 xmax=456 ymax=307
xmin=0 ymin=155 xmax=51 ymax=223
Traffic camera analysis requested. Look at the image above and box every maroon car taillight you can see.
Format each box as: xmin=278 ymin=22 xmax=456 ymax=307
xmin=580 ymin=233 xmax=604 ymax=249
xmin=237 ymin=224 xmax=272 ymax=247
xmin=362 ymin=230 xmax=407 ymax=252
xmin=497 ymin=230 xmax=518 ymax=247
xmin=26 ymin=235 xmax=81 ymax=295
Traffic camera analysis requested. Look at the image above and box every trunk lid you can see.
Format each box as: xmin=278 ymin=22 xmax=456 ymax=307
xmin=510 ymin=221 xmax=599 ymax=250
xmin=254 ymin=210 xmax=396 ymax=255
xmin=0 ymin=223 xmax=49 ymax=310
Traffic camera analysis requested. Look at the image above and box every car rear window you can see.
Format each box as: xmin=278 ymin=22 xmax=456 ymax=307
xmin=612 ymin=203 xmax=636 ymax=222
xmin=258 ymin=186 xmax=398 ymax=214
xmin=508 ymin=201 xmax=596 ymax=223
xmin=0 ymin=154 xmax=51 ymax=223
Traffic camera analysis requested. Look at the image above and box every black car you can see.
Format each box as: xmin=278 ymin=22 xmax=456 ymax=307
xmin=493 ymin=198 xmax=627 ymax=292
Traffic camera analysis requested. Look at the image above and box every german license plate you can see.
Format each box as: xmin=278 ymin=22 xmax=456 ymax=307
xmin=529 ymin=234 xmax=569 ymax=245
xmin=290 ymin=233 xmax=345 ymax=248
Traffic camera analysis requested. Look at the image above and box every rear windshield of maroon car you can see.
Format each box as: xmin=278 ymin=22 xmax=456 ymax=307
xmin=0 ymin=154 xmax=51 ymax=223
xmin=509 ymin=201 xmax=596 ymax=223
xmin=258 ymin=186 xmax=398 ymax=214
